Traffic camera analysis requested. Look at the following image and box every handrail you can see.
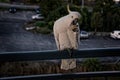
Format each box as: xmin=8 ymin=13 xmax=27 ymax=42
xmin=1 ymin=71 xmax=120 ymax=80
xmin=0 ymin=48 xmax=120 ymax=62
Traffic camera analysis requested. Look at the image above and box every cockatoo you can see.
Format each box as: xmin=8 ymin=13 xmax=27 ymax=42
xmin=53 ymin=5 xmax=81 ymax=70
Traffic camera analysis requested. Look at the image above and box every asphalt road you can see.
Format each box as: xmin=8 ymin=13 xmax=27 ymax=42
xmin=0 ymin=2 xmax=39 ymax=9
xmin=0 ymin=21 xmax=56 ymax=52
xmin=0 ymin=11 xmax=120 ymax=52
xmin=0 ymin=11 xmax=56 ymax=52
xmin=79 ymin=36 xmax=120 ymax=49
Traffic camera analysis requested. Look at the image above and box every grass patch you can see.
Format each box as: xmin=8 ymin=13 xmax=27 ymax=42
xmin=35 ymin=26 xmax=52 ymax=34
xmin=0 ymin=61 xmax=120 ymax=78
xmin=24 ymin=21 xmax=52 ymax=34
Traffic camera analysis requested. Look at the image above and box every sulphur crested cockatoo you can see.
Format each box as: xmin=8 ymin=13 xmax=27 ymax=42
xmin=53 ymin=5 xmax=80 ymax=70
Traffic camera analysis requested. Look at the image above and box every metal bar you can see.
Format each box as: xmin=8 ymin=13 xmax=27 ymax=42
xmin=0 ymin=48 xmax=120 ymax=62
xmin=1 ymin=71 xmax=120 ymax=80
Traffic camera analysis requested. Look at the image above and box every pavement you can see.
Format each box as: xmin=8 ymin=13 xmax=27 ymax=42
xmin=0 ymin=11 xmax=56 ymax=52
xmin=79 ymin=36 xmax=120 ymax=49
xmin=0 ymin=21 xmax=56 ymax=52
xmin=0 ymin=11 xmax=34 ymax=21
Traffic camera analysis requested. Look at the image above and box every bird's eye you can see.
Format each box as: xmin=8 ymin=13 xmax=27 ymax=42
xmin=71 ymin=16 xmax=73 ymax=18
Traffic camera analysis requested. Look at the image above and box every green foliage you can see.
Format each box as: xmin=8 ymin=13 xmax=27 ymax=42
xmin=72 ymin=0 xmax=81 ymax=6
xmin=37 ymin=0 xmax=67 ymax=32
xmin=80 ymin=7 xmax=92 ymax=31
xmin=47 ymin=21 xmax=54 ymax=30
xmin=94 ymin=0 xmax=115 ymax=12
xmin=45 ymin=5 xmax=67 ymax=30
xmin=93 ymin=0 xmax=120 ymax=32
xmin=36 ymin=27 xmax=52 ymax=34
xmin=45 ymin=4 xmax=82 ymax=30
xmin=39 ymin=0 xmax=64 ymax=18
xmin=111 ymin=13 xmax=120 ymax=30
xmin=35 ymin=21 xmax=46 ymax=28
xmin=46 ymin=5 xmax=67 ymax=22
xmin=46 ymin=4 xmax=82 ymax=21
xmin=82 ymin=58 xmax=102 ymax=71
xmin=91 ymin=12 xmax=103 ymax=33
xmin=0 ymin=0 xmax=9 ymax=3
xmin=29 ymin=0 xmax=41 ymax=4
xmin=36 ymin=0 xmax=92 ymax=32
xmin=34 ymin=21 xmax=51 ymax=34
xmin=26 ymin=0 xmax=120 ymax=33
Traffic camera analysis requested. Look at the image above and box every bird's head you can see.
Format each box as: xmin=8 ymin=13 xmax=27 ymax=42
xmin=67 ymin=5 xmax=81 ymax=26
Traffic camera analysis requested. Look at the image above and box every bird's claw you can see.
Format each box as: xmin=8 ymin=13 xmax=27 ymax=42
xmin=67 ymin=48 xmax=73 ymax=57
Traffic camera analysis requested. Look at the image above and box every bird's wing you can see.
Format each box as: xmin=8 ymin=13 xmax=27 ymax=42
xmin=77 ymin=26 xmax=80 ymax=46
xmin=53 ymin=24 xmax=60 ymax=50
xmin=54 ymin=33 xmax=60 ymax=50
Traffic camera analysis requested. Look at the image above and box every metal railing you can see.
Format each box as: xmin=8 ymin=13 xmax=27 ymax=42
xmin=0 ymin=48 xmax=120 ymax=80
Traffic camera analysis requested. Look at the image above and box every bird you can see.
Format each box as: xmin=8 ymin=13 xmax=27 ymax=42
xmin=53 ymin=5 xmax=81 ymax=70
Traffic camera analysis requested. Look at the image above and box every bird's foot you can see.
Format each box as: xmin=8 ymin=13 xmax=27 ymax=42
xmin=66 ymin=48 xmax=73 ymax=57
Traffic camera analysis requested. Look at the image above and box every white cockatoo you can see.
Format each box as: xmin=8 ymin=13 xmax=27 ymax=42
xmin=53 ymin=5 xmax=81 ymax=70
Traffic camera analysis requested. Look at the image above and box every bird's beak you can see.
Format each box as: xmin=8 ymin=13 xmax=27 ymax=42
xmin=71 ymin=18 xmax=78 ymax=25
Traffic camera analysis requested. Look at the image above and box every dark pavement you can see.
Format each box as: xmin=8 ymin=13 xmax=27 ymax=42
xmin=0 ymin=11 xmax=57 ymax=52
xmin=79 ymin=36 xmax=120 ymax=49
xmin=0 ymin=2 xmax=39 ymax=9
xmin=0 ymin=19 xmax=56 ymax=52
